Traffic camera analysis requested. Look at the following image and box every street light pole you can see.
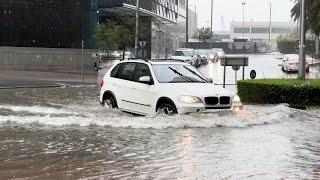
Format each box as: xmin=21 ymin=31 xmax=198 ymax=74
xmin=298 ymin=0 xmax=306 ymax=80
xmin=242 ymin=1 xmax=246 ymax=38
xmin=186 ymin=0 xmax=189 ymax=44
xmin=134 ymin=0 xmax=140 ymax=58
xmin=210 ymin=0 xmax=213 ymax=49
xmin=268 ymin=2 xmax=272 ymax=42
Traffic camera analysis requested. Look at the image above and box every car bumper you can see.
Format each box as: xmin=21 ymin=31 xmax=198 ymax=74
xmin=177 ymin=103 xmax=243 ymax=114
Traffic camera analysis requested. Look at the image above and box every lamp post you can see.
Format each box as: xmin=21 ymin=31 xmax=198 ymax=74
xmin=298 ymin=0 xmax=306 ymax=80
xmin=210 ymin=0 xmax=213 ymax=49
xmin=97 ymin=10 xmax=100 ymax=25
xmin=241 ymin=1 xmax=246 ymax=38
xmin=268 ymin=2 xmax=272 ymax=42
xmin=134 ymin=0 xmax=140 ymax=58
xmin=186 ymin=0 xmax=189 ymax=44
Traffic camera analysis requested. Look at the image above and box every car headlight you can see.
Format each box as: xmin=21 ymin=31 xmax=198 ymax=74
xmin=232 ymin=95 xmax=243 ymax=113
xmin=209 ymin=55 xmax=215 ymax=60
xmin=178 ymin=96 xmax=202 ymax=104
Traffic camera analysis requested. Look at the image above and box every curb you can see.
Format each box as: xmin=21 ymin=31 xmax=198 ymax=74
xmin=0 ymin=85 xmax=62 ymax=90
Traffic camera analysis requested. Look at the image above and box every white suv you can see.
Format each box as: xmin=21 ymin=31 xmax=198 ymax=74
xmin=99 ymin=59 xmax=242 ymax=116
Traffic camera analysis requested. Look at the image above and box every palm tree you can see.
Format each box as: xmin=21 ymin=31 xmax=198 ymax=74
xmin=291 ymin=0 xmax=320 ymax=55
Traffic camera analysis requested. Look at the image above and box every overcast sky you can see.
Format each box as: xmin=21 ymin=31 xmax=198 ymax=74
xmin=189 ymin=0 xmax=295 ymax=31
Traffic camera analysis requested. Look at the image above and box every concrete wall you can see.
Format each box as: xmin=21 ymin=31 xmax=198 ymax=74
xmin=0 ymin=46 xmax=98 ymax=73
xmin=183 ymin=41 xmax=270 ymax=54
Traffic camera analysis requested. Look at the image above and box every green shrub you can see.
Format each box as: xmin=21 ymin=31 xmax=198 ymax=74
xmin=237 ymin=79 xmax=320 ymax=106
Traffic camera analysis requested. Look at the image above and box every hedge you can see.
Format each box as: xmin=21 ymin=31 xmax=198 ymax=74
xmin=237 ymin=79 xmax=320 ymax=107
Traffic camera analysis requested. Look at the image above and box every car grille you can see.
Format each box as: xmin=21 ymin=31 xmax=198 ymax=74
xmin=220 ymin=96 xmax=230 ymax=105
xmin=205 ymin=97 xmax=219 ymax=105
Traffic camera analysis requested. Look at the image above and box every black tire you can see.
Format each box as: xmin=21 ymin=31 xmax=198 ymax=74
xmin=103 ymin=95 xmax=117 ymax=109
xmin=157 ymin=103 xmax=177 ymax=116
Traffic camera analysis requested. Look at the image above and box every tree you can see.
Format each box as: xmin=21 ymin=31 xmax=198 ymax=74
xmin=198 ymin=27 xmax=213 ymax=43
xmin=94 ymin=14 xmax=150 ymax=57
xmin=291 ymin=0 xmax=320 ymax=55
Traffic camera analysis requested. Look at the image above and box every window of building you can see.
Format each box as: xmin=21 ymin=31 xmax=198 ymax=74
xmin=272 ymin=28 xmax=292 ymax=34
xmin=251 ymin=27 xmax=269 ymax=33
xmin=234 ymin=28 xmax=250 ymax=34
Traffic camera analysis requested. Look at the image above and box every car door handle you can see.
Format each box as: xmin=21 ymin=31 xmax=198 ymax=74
xmin=131 ymin=87 xmax=137 ymax=90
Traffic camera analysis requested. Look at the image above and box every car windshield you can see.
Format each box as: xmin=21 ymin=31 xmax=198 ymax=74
xmin=152 ymin=64 xmax=207 ymax=83
xmin=173 ymin=51 xmax=193 ymax=57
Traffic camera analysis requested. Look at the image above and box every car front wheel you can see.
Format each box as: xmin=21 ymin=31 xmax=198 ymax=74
xmin=157 ymin=103 xmax=177 ymax=116
xmin=103 ymin=96 xmax=117 ymax=109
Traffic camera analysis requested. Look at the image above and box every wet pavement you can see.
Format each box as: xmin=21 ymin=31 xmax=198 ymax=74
xmin=0 ymin=54 xmax=320 ymax=179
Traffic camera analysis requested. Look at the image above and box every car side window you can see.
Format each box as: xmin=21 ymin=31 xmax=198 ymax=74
xmin=134 ymin=63 xmax=153 ymax=83
xmin=110 ymin=64 xmax=122 ymax=77
xmin=114 ymin=63 xmax=136 ymax=81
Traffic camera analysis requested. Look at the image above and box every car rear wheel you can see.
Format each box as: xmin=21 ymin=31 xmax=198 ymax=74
xmin=103 ymin=96 xmax=117 ymax=109
xmin=157 ymin=103 xmax=177 ymax=116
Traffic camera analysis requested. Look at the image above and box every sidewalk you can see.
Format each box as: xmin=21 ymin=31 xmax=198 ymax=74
xmin=0 ymin=70 xmax=98 ymax=89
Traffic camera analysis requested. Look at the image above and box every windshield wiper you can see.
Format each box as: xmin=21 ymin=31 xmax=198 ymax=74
xmin=183 ymin=66 xmax=208 ymax=83
xmin=168 ymin=67 xmax=194 ymax=82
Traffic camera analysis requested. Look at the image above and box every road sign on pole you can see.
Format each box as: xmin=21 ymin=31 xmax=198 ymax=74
xmin=138 ymin=41 xmax=147 ymax=48
xmin=221 ymin=55 xmax=249 ymax=88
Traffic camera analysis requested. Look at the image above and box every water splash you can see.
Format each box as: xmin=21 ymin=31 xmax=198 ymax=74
xmin=0 ymin=104 xmax=293 ymax=129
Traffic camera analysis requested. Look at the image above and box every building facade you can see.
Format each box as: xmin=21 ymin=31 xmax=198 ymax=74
xmin=0 ymin=0 xmax=188 ymax=58
xmin=230 ymin=21 xmax=296 ymax=41
xmin=0 ymin=0 xmax=97 ymax=49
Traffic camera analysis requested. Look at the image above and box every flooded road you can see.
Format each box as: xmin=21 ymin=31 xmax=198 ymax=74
xmin=0 ymin=54 xmax=320 ymax=179
xmin=0 ymin=85 xmax=320 ymax=179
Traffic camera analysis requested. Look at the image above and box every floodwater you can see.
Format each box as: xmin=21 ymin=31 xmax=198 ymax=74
xmin=0 ymin=54 xmax=320 ymax=179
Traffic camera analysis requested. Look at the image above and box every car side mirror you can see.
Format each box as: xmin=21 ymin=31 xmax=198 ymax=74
xmin=207 ymin=78 xmax=213 ymax=83
xmin=139 ymin=76 xmax=153 ymax=85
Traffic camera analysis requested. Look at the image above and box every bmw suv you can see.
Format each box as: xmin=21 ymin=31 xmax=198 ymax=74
xmin=99 ymin=59 xmax=242 ymax=116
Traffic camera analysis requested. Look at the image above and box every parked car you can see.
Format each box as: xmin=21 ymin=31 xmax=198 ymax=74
xmin=211 ymin=48 xmax=225 ymax=60
xmin=171 ymin=48 xmax=201 ymax=67
xmin=281 ymin=54 xmax=309 ymax=73
xmin=196 ymin=49 xmax=210 ymax=64
xmin=99 ymin=59 xmax=243 ymax=116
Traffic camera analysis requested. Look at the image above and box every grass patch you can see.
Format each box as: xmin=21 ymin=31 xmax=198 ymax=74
xmin=237 ymin=79 xmax=320 ymax=107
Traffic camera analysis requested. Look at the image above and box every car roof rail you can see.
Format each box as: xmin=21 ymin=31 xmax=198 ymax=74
xmin=121 ymin=58 xmax=149 ymax=63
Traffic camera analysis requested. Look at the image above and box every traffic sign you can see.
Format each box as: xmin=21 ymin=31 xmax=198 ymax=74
xmin=250 ymin=70 xmax=257 ymax=79
xmin=138 ymin=41 xmax=147 ymax=48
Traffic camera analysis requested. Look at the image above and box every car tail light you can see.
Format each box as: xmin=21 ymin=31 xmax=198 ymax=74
xmin=100 ymin=80 xmax=104 ymax=88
